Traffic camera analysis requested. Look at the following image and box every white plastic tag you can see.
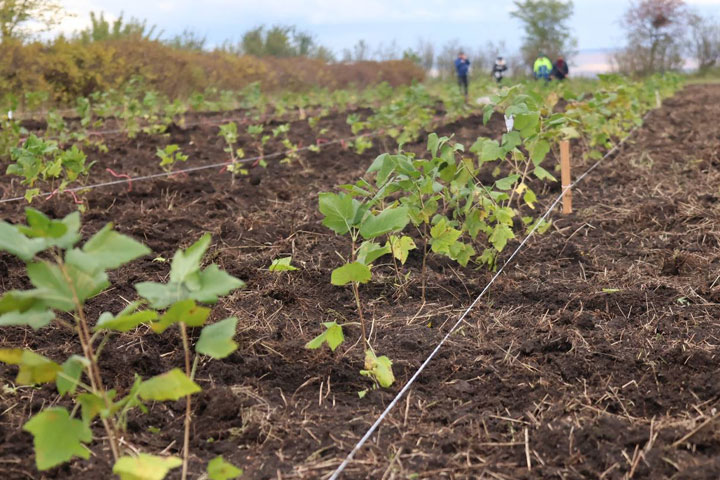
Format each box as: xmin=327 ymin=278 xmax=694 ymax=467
xmin=504 ymin=115 xmax=514 ymax=132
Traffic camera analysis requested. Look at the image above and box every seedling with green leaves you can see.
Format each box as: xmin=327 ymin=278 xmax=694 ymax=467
xmin=7 ymin=135 xmax=93 ymax=203
xmin=0 ymin=209 xmax=244 ymax=480
xmin=310 ymin=190 xmax=411 ymax=388
xmin=218 ymin=122 xmax=248 ymax=182
xmin=156 ymin=144 xmax=189 ymax=172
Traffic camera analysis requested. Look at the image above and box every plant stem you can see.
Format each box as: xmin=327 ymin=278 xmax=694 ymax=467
xmin=179 ymin=322 xmax=192 ymax=480
xmin=352 ymin=282 xmax=367 ymax=347
xmin=57 ymin=259 xmax=120 ymax=461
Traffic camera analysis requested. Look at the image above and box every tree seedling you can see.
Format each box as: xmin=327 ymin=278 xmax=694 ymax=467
xmin=0 ymin=209 xmax=244 ymax=480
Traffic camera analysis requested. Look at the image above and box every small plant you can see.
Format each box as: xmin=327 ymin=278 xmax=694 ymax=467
xmin=247 ymin=124 xmax=269 ymax=167
xmin=7 ymin=135 xmax=93 ymax=203
xmin=156 ymin=144 xmax=189 ymax=172
xmin=269 ymin=257 xmax=298 ymax=272
xmin=0 ymin=209 xmax=244 ymax=480
xmin=218 ymin=122 xmax=247 ymax=183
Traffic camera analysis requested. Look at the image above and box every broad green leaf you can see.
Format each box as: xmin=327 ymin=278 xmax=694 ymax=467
xmin=318 ymin=192 xmax=358 ymax=235
xmin=429 ymin=219 xmax=461 ymax=255
xmin=23 ymin=408 xmax=92 ymax=470
xmin=495 ymin=174 xmax=520 ymax=191
xmin=113 ymin=454 xmax=182 ymax=480
xmin=95 ymin=309 xmax=158 ymax=332
xmin=0 ymin=290 xmax=54 ymax=330
xmin=493 ymin=206 xmax=515 ymax=226
xmin=0 ymin=222 xmax=46 ymax=261
xmin=151 ymin=299 xmax=209 ymax=333
xmin=67 ymin=224 xmax=150 ymax=271
xmin=0 ymin=349 xmax=61 ymax=385
xmin=26 ymin=261 xmax=108 ymax=311
xmin=361 ymin=350 xmax=395 ymax=388
xmin=490 ymin=224 xmax=515 ymax=252
xmin=196 ymin=317 xmax=238 ymax=359
xmin=138 ymin=369 xmax=201 ymax=402
xmin=449 ymin=242 xmax=476 ymax=267
xmin=359 ymin=206 xmax=409 ymax=240
xmin=356 ymin=241 xmax=391 ymax=266
xmin=189 ymin=265 xmax=245 ymax=304
xmin=135 ymin=282 xmax=183 ymax=310
xmin=534 ymin=165 xmax=557 ymax=182
xmin=57 ymin=355 xmax=87 ymax=395
xmin=170 ymin=233 xmax=211 ymax=283
xmin=330 ymin=262 xmax=371 ymax=286
xmin=77 ymin=392 xmax=107 ymax=425
xmin=529 ymin=139 xmax=550 ymax=166
xmin=208 ymin=456 xmax=243 ymax=480
xmin=269 ymin=257 xmax=298 ymax=272
xmin=305 ymin=321 xmax=344 ymax=351
xmin=19 ymin=208 xmax=67 ymax=239
xmin=386 ymin=235 xmax=416 ymax=265
xmin=480 ymin=139 xmax=504 ymax=163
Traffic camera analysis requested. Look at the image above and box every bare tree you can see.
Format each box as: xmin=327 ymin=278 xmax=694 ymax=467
xmin=687 ymin=11 xmax=720 ymax=71
xmin=613 ymin=0 xmax=688 ymax=74
xmin=0 ymin=0 xmax=64 ymax=41
xmin=510 ymin=0 xmax=577 ymax=66
xmin=415 ymin=38 xmax=435 ymax=73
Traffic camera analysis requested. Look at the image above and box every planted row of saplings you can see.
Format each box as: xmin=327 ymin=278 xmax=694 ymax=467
xmin=309 ymin=73 xmax=684 ymax=391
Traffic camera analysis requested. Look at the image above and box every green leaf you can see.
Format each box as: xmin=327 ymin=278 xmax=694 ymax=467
xmin=27 ymin=261 xmax=108 ymax=311
xmin=0 ymin=290 xmax=54 ymax=330
xmin=318 ymin=192 xmax=358 ymax=235
xmin=95 ymin=308 xmax=158 ymax=333
xmin=113 ymin=454 xmax=182 ymax=480
xmin=359 ymin=206 xmax=409 ymax=240
xmin=534 ymin=166 xmax=557 ymax=182
xmin=23 ymin=408 xmax=92 ymax=470
xmin=523 ymin=188 xmax=537 ymax=209
xmin=269 ymin=257 xmax=298 ymax=272
xmin=480 ymin=139 xmax=504 ymax=163
xmin=356 ymin=241 xmax=391 ymax=266
xmin=330 ymin=262 xmax=371 ymax=286
xmin=0 ymin=222 xmax=46 ymax=261
xmin=449 ymin=242 xmax=476 ymax=267
xmin=305 ymin=321 xmax=344 ymax=351
xmin=18 ymin=208 xmax=67 ymax=239
xmin=67 ymin=224 xmax=150 ymax=271
xmin=495 ymin=174 xmax=520 ymax=191
xmin=77 ymin=392 xmax=107 ymax=425
xmin=196 ymin=317 xmax=238 ymax=359
xmin=57 ymin=355 xmax=87 ymax=395
xmin=386 ymin=235 xmax=416 ymax=265
xmin=490 ymin=224 xmax=515 ymax=252
xmin=208 ymin=456 xmax=243 ymax=480
xmin=0 ymin=349 xmax=61 ymax=385
xmin=361 ymin=350 xmax=395 ymax=388
xmin=429 ymin=218 xmax=461 ymax=255
xmin=189 ymin=265 xmax=245 ymax=304
xmin=151 ymin=299 xmax=210 ymax=333
xmin=138 ymin=369 xmax=201 ymax=402
xmin=529 ymin=139 xmax=550 ymax=166
xmin=170 ymin=233 xmax=211 ymax=283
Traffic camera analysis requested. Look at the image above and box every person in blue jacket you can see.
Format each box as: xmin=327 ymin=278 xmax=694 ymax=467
xmin=454 ymin=51 xmax=470 ymax=99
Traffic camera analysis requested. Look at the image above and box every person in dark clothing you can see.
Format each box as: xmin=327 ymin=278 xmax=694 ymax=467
xmin=551 ymin=57 xmax=569 ymax=80
xmin=492 ymin=56 xmax=508 ymax=84
xmin=454 ymin=52 xmax=470 ymax=99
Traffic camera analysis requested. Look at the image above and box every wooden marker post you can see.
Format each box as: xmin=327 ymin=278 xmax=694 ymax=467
xmin=560 ymin=140 xmax=572 ymax=214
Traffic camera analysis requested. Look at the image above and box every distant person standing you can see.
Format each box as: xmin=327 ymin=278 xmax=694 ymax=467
xmin=533 ymin=54 xmax=552 ymax=81
xmin=492 ymin=56 xmax=508 ymax=84
xmin=552 ymin=57 xmax=569 ymax=80
xmin=454 ymin=52 xmax=470 ymax=99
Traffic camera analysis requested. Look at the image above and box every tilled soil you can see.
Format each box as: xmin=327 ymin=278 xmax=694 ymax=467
xmin=0 ymin=85 xmax=719 ymax=480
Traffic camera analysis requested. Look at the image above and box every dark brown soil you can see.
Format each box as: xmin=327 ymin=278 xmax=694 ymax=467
xmin=1 ymin=85 xmax=719 ymax=480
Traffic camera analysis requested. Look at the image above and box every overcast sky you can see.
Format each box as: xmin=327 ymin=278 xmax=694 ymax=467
xmin=56 ymin=0 xmax=720 ymax=58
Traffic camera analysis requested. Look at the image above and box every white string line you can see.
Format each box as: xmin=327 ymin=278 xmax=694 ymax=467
xmin=0 ymin=133 xmax=374 ymax=205
xmin=327 ymin=118 xmax=648 ymax=480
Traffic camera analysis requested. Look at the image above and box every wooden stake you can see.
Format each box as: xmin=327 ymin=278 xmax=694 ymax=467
xmin=560 ymin=140 xmax=572 ymax=214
